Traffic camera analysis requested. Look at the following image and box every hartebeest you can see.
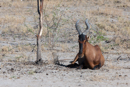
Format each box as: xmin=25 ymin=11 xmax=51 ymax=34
xmin=71 ymin=19 xmax=105 ymax=70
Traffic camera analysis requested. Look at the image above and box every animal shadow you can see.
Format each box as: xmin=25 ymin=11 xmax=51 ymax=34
xmin=66 ymin=63 xmax=79 ymax=68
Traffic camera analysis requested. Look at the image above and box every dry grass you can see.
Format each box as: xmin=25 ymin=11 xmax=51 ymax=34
xmin=0 ymin=15 xmax=26 ymax=24
xmin=1 ymin=46 xmax=9 ymax=52
xmin=0 ymin=0 xmax=130 ymax=55
xmin=115 ymin=37 xmax=121 ymax=45
xmin=61 ymin=44 xmax=68 ymax=52
xmin=2 ymin=24 xmax=36 ymax=37
xmin=1 ymin=45 xmax=12 ymax=53
xmin=91 ymin=7 xmax=123 ymax=17
xmin=15 ymin=53 xmax=28 ymax=62
xmin=90 ymin=75 xmax=108 ymax=81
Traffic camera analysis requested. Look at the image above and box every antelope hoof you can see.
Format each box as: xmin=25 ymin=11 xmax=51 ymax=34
xmin=71 ymin=62 xmax=75 ymax=65
xmin=70 ymin=61 xmax=75 ymax=64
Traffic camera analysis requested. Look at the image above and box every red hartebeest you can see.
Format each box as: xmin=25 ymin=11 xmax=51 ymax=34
xmin=71 ymin=19 xmax=105 ymax=70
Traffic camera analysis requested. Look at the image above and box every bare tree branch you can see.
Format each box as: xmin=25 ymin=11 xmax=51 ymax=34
xmin=36 ymin=0 xmax=44 ymax=64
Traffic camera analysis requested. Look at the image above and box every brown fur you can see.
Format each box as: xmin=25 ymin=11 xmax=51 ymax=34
xmin=71 ymin=35 xmax=105 ymax=69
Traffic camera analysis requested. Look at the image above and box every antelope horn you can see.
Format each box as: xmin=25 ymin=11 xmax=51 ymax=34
xmin=83 ymin=19 xmax=90 ymax=35
xmin=75 ymin=20 xmax=82 ymax=35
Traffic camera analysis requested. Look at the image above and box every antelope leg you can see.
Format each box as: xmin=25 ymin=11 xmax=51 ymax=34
xmin=71 ymin=54 xmax=79 ymax=64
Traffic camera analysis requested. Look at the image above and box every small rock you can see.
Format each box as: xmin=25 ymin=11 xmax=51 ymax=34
xmin=3 ymin=71 xmax=6 ymax=74
xmin=124 ymin=75 xmax=127 ymax=77
xmin=11 ymin=68 xmax=14 ymax=72
xmin=78 ymin=84 xmax=81 ymax=86
xmin=35 ymin=68 xmax=43 ymax=73
xmin=111 ymin=47 xmax=114 ymax=50
xmin=105 ymin=40 xmax=111 ymax=43
xmin=119 ymin=75 xmax=122 ymax=77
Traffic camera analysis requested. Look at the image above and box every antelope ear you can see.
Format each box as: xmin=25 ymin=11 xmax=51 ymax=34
xmin=87 ymin=36 xmax=89 ymax=40
xmin=85 ymin=35 xmax=88 ymax=41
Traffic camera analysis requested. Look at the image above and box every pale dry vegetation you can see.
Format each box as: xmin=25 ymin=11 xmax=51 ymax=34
xmin=0 ymin=0 xmax=130 ymax=61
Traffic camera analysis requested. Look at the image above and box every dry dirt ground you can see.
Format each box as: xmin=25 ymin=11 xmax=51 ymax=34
xmin=0 ymin=0 xmax=130 ymax=87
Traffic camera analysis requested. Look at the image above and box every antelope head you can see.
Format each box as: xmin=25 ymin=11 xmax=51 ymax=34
xmin=75 ymin=19 xmax=90 ymax=58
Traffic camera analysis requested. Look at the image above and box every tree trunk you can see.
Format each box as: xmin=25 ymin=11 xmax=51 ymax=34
xmin=36 ymin=0 xmax=44 ymax=64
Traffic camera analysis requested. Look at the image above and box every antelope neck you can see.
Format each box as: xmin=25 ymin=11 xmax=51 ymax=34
xmin=78 ymin=40 xmax=87 ymax=54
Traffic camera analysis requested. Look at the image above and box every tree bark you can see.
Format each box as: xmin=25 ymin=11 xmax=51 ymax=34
xmin=36 ymin=0 xmax=44 ymax=64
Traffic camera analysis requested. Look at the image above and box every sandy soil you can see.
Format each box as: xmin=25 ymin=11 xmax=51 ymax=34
xmin=0 ymin=51 xmax=130 ymax=87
